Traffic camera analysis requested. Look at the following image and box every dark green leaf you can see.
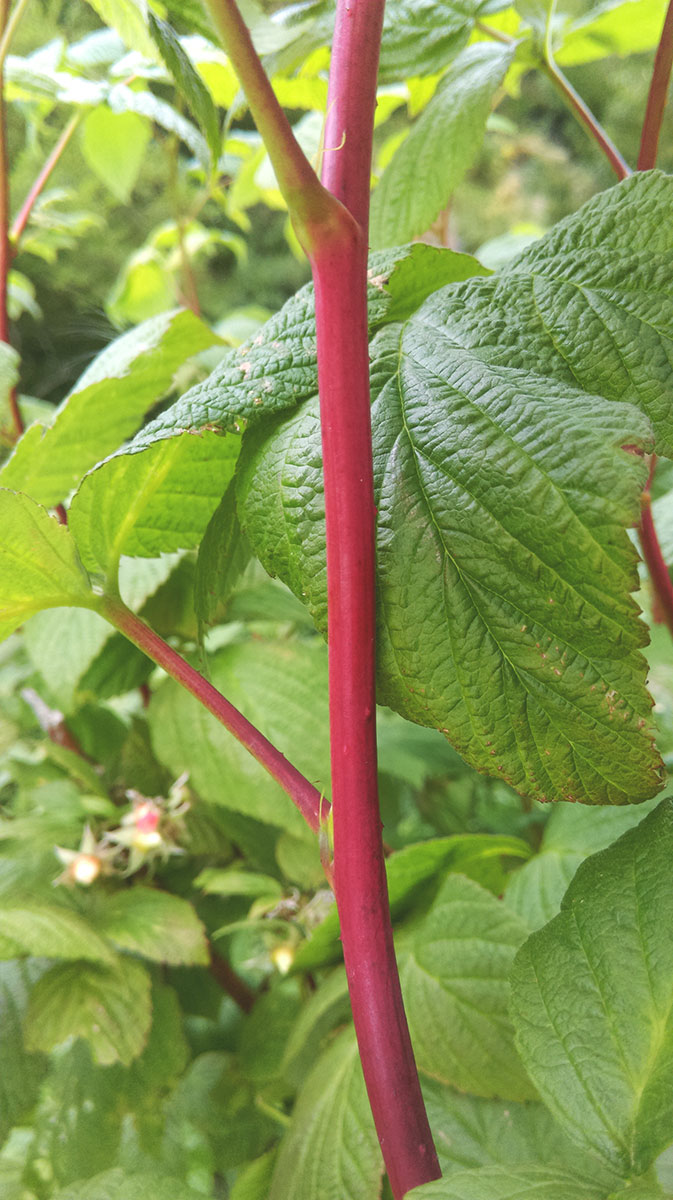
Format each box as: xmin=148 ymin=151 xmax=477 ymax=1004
xmin=0 ymin=961 xmax=48 ymax=1143
xmin=510 ymin=799 xmax=673 ymax=1175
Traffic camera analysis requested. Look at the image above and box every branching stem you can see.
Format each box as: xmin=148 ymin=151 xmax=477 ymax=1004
xmin=638 ymin=0 xmax=673 ymax=170
xmin=99 ymin=596 xmax=325 ymax=833
xmin=639 ymin=457 xmax=673 ymax=639
xmin=10 ymin=113 xmax=81 ymax=247
xmin=541 ymin=55 xmax=631 ymax=180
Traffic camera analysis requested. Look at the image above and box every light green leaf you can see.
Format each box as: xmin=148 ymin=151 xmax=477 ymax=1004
xmin=398 ymin=874 xmax=533 ymax=1099
xmin=510 ymin=799 xmax=673 ymax=1176
xmin=0 ymin=903 xmax=116 ymax=963
xmin=0 ymin=961 xmax=48 ymax=1143
xmin=81 ymin=107 xmax=151 ymax=203
xmin=380 ymin=0 xmax=511 ymax=81
xmin=422 ymin=1077 xmax=621 ymax=1186
xmin=52 ymin=1167 xmax=205 ymax=1200
xmin=505 ymin=797 xmax=661 ymax=930
xmin=148 ymin=638 xmax=329 ymax=835
xmin=0 ymin=309 xmax=218 ymax=508
xmin=108 ymin=83 xmax=209 ymax=167
xmin=24 ymin=607 xmax=114 ymax=713
xmin=82 ymin=0 xmax=157 ymax=59
xmin=370 ymin=43 xmax=514 ymax=249
xmin=194 ymin=867 xmax=283 ymax=899
xmin=0 ymin=342 xmax=19 ymax=415
xmin=94 ymin=887 xmax=209 ymax=965
xmin=69 ymin=430 xmax=240 ymax=578
xmin=148 ymin=14 xmax=220 ymax=162
xmin=230 ymin=1151 xmax=277 ymax=1200
xmin=0 ymin=492 xmax=95 ymax=643
xmin=407 ymin=1165 xmax=608 ymax=1199
xmin=269 ymin=1027 xmax=382 ymax=1200
xmin=558 ymin=0 xmax=669 ymax=64
xmin=25 ymin=957 xmax=151 ymax=1066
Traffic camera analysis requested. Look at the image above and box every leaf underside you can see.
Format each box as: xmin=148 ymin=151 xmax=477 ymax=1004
xmin=137 ymin=175 xmax=673 ymax=806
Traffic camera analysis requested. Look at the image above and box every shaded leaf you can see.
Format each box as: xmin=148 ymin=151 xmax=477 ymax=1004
xmin=398 ymin=874 xmax=533 ymax=1099
xmin=0 ymin=309 xmax=218 ymax=507
xmin=510 ymin=799 xmax=673 ymax=1175
xmin=0 ymin=960 xmax=48 ymax=1143
xmin=269 ymin=1027 xmax=382 ymax=1200
xmin=52 ymin=1167 xmax=205 ymax=1200
xmin=25 ymin=957 xmax=152 ymax=1067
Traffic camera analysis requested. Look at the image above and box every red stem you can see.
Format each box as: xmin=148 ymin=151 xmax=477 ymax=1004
xmin=639 ymin=456 xmax=673 ymax=638
xmin=542 ymin=57 xmax=631 ymax=180
xmin=0 ymin=0 xmax=21 ymax=439
xmin=100 ymin=596 xmax=324 ymax=833
xmin=10 ymin=113 xmax=80 ymax=247
xmin=314 ymin=3 xmax=440 ymax=1195
xmin=209 ymin=946 xmax=256 ymax=1012
xmin=638 ymin=0 xmax=673 ymax=170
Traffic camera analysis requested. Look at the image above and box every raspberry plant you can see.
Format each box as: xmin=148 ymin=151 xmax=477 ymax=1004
xmin=1 ymin=1 xmax=673 ymax=1197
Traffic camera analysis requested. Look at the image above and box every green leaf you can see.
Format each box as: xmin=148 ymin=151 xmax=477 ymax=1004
xmin=370 ymin=43 xmax=514 ymax=249
xmin=510 ymin=799 xmax=673 ymax=1176
xmin=230 ymin=1151 xmax=277 ymax=1200
xmin=0 ymin=903 xmax=116 ymax=963
xmin=239 ymin=978 xmax=301 ymax=1084
xmin=281 ymin=967 xmax=351 ymax=1087
xmin=195 ymin=479 xmax=252 ymax=626
xmin=94 ymin=887 xmax=209 ymax=965
xmin=407 ymin=1165 xmax=608 ymax=1199
xmin=0 ymin=961 xmax=48 ymax=1142
xmin=293 ymin=833 xmax=531 ymax=972
xmin=505 ymin=797 xmax=661 ymax=930
xmin=398 ymin=873 xmax=533 ymax=1099
xmin=133 ymin=243 xmax=488 ymax=448
xmin=0 ymin=342 xmax=19 ymax=416
xmin=148 ymin=637 xmax=330 ymax=835
xmin=108 ymin=83 xmax=210 ymax=167
xmin=82 ymin=0 xmax=157 ymax=58
xmin=0 ymin=491 xmax=95 ymax=643
xmin=269 ymin=1027 xmax=382 ymax=1200
xmin=378 ymin=0 xmax=511 ymax=81
xmin=0 ymin=309 xmax=218 ymax=508
xmin=81 ymin=107 xmax=151 ymax=203
xmin=421 ymin=1077 xmax=621 ymax=1186
xmin=52 ymin=1167 xmax=206 ymax=1200
xmin=148 ymin=14 xmax=220 ymax=162
xmin=194 ymin=867 xmax=283 ymax=899
xmin=24 ymin=607 xmax=114 ymax=713
xmin=237 ymin=173 xmax=673 ymax=806
xmin=25 ymin=957 xmax=152 ymax=1066
xmin=69 ymin=430 xmax=240 ymax=578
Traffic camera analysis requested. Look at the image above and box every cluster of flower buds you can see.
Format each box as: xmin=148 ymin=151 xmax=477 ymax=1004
xmin=54 ymin=773 xmax=191 ymax=886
